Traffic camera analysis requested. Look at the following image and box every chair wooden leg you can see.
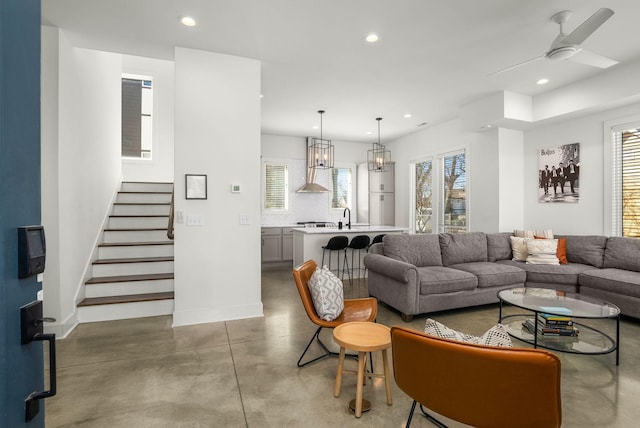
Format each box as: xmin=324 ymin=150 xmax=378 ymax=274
xmin=355 ymin=351 xmax=366 ymax=417
xmin=382 ymin=348 xmax=392 ymax=405
xmin=334 ymin=346 xmax=346 ymax=397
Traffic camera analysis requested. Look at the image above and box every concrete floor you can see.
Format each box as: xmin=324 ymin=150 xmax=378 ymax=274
xmin=46 ymin=267 xmax=640 ymax=427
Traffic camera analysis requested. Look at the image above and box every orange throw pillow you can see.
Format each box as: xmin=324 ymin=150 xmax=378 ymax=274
xmin=534 ymin=235 xmax=568 ymax=264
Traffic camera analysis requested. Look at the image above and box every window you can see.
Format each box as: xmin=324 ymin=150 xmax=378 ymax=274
xmin=412 ymin=149 xmax=467 ymax=234
xmin=611 ymin=124 xmax=640 ymax=237
xmin=415 ymin=160 xmax=433 ymax=233
xmin=331 ymin=168 xmax=352 ymax=209
xmin=264 ymin=162 xmax=288 ymax=211
xmin=122 ymin=74 xmax=153 ymax=159
xmin=441 ymin=151 xmax=467 ymax=234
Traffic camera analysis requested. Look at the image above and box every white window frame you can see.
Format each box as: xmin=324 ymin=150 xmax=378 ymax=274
xmin=604 ymin=114 xmax=640 ymax=236
xmin=262 ymin=159 xmax=290 ymax=213
xmin=329 ymin=163 xmax=355 ymax=213
xmin=410 ymin=146 xmax=469 ymax=234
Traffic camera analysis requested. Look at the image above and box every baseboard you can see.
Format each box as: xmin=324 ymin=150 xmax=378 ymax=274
xmin=172 ymin=302 xmax=264 ymax=327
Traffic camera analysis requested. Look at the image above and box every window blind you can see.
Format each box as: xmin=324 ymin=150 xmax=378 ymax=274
xmin=622 ymin=129 xmax=640 ymax=237
xmin=264 ymin=163 xmax=288 ymax=210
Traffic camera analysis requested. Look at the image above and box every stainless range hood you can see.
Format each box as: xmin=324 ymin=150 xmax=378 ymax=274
xmin=297 ymin=137 xmax=330 ymax=193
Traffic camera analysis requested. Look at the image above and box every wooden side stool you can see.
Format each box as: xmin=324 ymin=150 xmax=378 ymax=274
xmin=333 ymin=321 xmax=393 ymax=417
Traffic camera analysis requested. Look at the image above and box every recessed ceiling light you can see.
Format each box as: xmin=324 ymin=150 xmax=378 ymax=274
xmin=365 ymin=33 xmax=380 ymax=43
xmin=180 ymin=16 xmax=196 ymax=27
xmin=537 ymin=78 xmax=549 ymax=85
xmin=403 ymin=113 xmax=412 ymax=118
xmin=312 ymin=125 xmax=319 ymax=130
xmin=366 ymin=131 xmax=373 ymax=135
xmin=259 ymin=94 xmax=264 ymax=98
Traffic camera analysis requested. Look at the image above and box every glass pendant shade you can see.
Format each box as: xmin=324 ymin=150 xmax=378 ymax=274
xmin=368 ymin=117 xmax=391 ymax=172
xmin=309 ymin=110 xmax=334 ymax=169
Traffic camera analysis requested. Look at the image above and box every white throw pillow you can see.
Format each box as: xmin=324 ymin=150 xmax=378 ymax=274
xmin=514 ymin=229 xmax=554 ymax=239
xmin=424 ymin=318 xmax=512 ymax=348
xmin=526 ymin=239 xmax=560 ymax=265
xmin=308 ymin=266 xmax=344 ymax=321
xmin=510 ymin=236 xmax=529 ymax=261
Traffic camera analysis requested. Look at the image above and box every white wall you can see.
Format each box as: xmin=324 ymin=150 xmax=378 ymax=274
xmin=173 ymin=47 xmax=262 ymax=326
xmin=42 ymin=28 xmax=123 ymax=336
xmin=497 ymin=128 xmax=524 ymax=232
xmin=523 ymin=103 xmax=640 ymax=235
xmin=261 ymin=134 xmax=370 ymax=225
xmin=121 ymin=55 xmax=175 ymax=183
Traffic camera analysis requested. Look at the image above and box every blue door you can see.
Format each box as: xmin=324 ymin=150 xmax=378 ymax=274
xmin=1 ymin=0 xmax=46 ymax=426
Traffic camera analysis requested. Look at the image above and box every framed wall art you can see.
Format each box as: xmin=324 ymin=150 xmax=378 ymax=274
xmin=538 ymin=143 xmax=580 ymax=203
xmin=185 ymin=174 xmax=207 ymax=200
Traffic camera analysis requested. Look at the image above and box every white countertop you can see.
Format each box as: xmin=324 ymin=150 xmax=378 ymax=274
xmin=291 ymin=225 xmax=408 ymax=234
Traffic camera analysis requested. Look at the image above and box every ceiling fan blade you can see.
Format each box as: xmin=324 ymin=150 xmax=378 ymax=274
xmin=488 ymin=55 xmax=544 ymax=76
xmin=569 ymin=48 xmax=618 ymax=69
xmin=562 ymin=8 xmax=614 ymax=46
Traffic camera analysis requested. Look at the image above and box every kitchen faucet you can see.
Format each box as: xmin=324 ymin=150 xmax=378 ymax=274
xmin=343 ymin=207 xmax=351 ymax=230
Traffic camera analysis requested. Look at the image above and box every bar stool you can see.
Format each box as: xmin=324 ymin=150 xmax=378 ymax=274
xmin=347 ymin=235 xmax=370 ymax=279
xmin=321 ymin=236 xmax=351 ymax=283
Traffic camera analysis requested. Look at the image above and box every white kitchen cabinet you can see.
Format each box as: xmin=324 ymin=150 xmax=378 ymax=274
xmin=369 ymin=164 xmax=394 ymax=192
xmin=369 ymin=193 xmax=395 ymax=226
xmin=282 ymin=228 xmax=293 ymax=260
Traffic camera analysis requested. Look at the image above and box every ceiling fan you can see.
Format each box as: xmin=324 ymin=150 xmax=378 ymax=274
xmin=490 ymin=8 xmax=618 ymax=75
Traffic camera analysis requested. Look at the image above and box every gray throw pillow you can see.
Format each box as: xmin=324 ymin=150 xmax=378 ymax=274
xmin=308 ymin=266 xmax=344 ymax=321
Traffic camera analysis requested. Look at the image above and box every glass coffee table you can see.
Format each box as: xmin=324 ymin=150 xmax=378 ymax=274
xmin=498 ymin=287 xmax=620 ymax=365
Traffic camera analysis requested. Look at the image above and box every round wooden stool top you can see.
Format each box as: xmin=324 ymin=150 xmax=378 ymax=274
xmin=333 ymin=322 xmax=391 ymax=352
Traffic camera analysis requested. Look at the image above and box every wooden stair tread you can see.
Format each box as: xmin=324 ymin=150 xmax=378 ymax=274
xmin=93 ymin=256 xmax=173 ymax=265
xmin=109 ymin=215 xmax=169 ymax=218
xmin=113 ymin=202 xmax=171 ymax=206
xmin=123 ymin=181 xmax=173 ymax=184
xmin=78 ymin=292 xmax=174 ymax=307
xmin=86 ymin=273 xmax=174 ymax=284
xmin=104 ymin=228 xmax=167 ymax=231
xmin=118 ymin=191 xmax=172 ymax=194
xmin=98 ymin=241 xmax=174 ymax=247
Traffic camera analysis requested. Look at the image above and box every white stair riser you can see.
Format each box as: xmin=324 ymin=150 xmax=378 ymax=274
xmin=103 ymin=230 xmax=170 ymax=243
xmin=78 ymin=300 xmax=174 ymax=323
xmin=117 ymin=193 xmax=172 ymax=203
xmin=109 ymin=216 xmax=169 ymax=229
xmin=98 ymin=244 xmax=174 ymax=259
xmin=92 ymin=260 xmax=174 ymax=277
xmin=85 ymin=279 xmax=174 ymax=298
xmin=112 ymin=204 xmax=170 ymax=216
xmin=121 ymin=182 xmax=173 ymax=193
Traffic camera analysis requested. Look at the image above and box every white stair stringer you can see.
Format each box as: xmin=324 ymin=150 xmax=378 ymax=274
xmin=78 ymin=181 xmax=175 ymax=323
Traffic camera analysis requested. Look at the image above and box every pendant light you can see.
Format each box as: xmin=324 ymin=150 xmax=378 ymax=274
xmin=308 ymin=110 xmax=334 ymax=170
xmin=368 ymin=117 xmax=391 ymax=172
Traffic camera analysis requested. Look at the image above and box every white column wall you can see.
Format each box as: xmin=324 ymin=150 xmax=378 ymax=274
xmin=173 ymin=47 xmax=262 ymax=326
xmin=121 ymin=55 xmax=175 ymax=183
xmin=523 ymin=103 xmax=640 ymax=235
xmin=497 ymin=128 xmax=524 ymax=232
xmin=41 ymin=29 xmax=123 ymax=337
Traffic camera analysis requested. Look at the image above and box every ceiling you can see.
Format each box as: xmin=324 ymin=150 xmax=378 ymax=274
xmin=42 ymin=0 xmax=640 ymax=143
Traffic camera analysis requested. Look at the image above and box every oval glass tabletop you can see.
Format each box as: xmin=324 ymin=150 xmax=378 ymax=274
xmin=498 ymin=287 xmax=620 ymax=319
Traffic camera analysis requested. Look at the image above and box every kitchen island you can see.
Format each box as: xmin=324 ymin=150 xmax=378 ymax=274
xmin=292 ymin=225 xmax=408 ymax=277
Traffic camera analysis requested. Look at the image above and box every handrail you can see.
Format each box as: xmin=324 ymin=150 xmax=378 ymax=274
xmin=167 ymin=185 xmax=174 ymax=240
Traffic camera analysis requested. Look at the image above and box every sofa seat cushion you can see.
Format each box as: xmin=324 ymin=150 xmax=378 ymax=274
xmin=416 ymin=266 xmax=477 ymax=295
xmin=449 ymin=262 xmax=526 ymax=288
xmin=579 ymin=268 xmax=640 ymax=299
xmin=383 ymin=234 xmax=443 ymax=267
xmin=496 ymin=260 xmax=597 ymax=286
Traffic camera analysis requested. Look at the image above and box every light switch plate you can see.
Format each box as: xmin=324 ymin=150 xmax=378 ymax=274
xmin=231 ymin=184 xmax=241 ymax=193
xmin=239 ymin=215 xmax=250 ymax=225
xmin=186 ymin=215 xmax=204 ymax=226
xmin=176 ymin=210 xmax=184 ymax=224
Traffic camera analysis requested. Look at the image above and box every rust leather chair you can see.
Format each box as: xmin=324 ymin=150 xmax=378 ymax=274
xmin=292 ymin=260 xmax=377 ymax=367
xmin=391 ymin=326 xmax=562 ymax=428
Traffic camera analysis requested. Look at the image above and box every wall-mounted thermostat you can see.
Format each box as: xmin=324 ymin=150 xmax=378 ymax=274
xmin=231 ymin=184 xmax=241 ymax=193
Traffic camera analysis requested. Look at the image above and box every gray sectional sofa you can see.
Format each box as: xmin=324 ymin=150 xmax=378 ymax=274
xmin=363 ymin=232 xmax=640 ymax=321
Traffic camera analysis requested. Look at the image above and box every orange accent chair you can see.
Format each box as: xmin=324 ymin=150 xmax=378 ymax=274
xmin=391 ymin=326 xmax=562 ymax=428
xmin=292 ymin=260 xmax=377 ymax=367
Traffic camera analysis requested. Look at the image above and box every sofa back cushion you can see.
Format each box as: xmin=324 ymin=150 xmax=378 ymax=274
xmin=487 ymin=233 xmax=513 ymax=262
xmin=439 ymin=232 xmax=488 ymax=266
xmin=559 ymin=235 xmax=607 ymax=268
xmin=604 ymin=237 xmax=640 ymax=272
xmin=383 ymin=234 xmax=443 ymax=267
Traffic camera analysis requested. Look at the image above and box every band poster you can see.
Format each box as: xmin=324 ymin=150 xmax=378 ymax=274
xmin=538 ymin=143 xmax=580 ymax=203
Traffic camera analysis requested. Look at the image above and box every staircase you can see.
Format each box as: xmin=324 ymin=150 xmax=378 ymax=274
xmin=77 ymin=181 xmax=175 ymax=323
